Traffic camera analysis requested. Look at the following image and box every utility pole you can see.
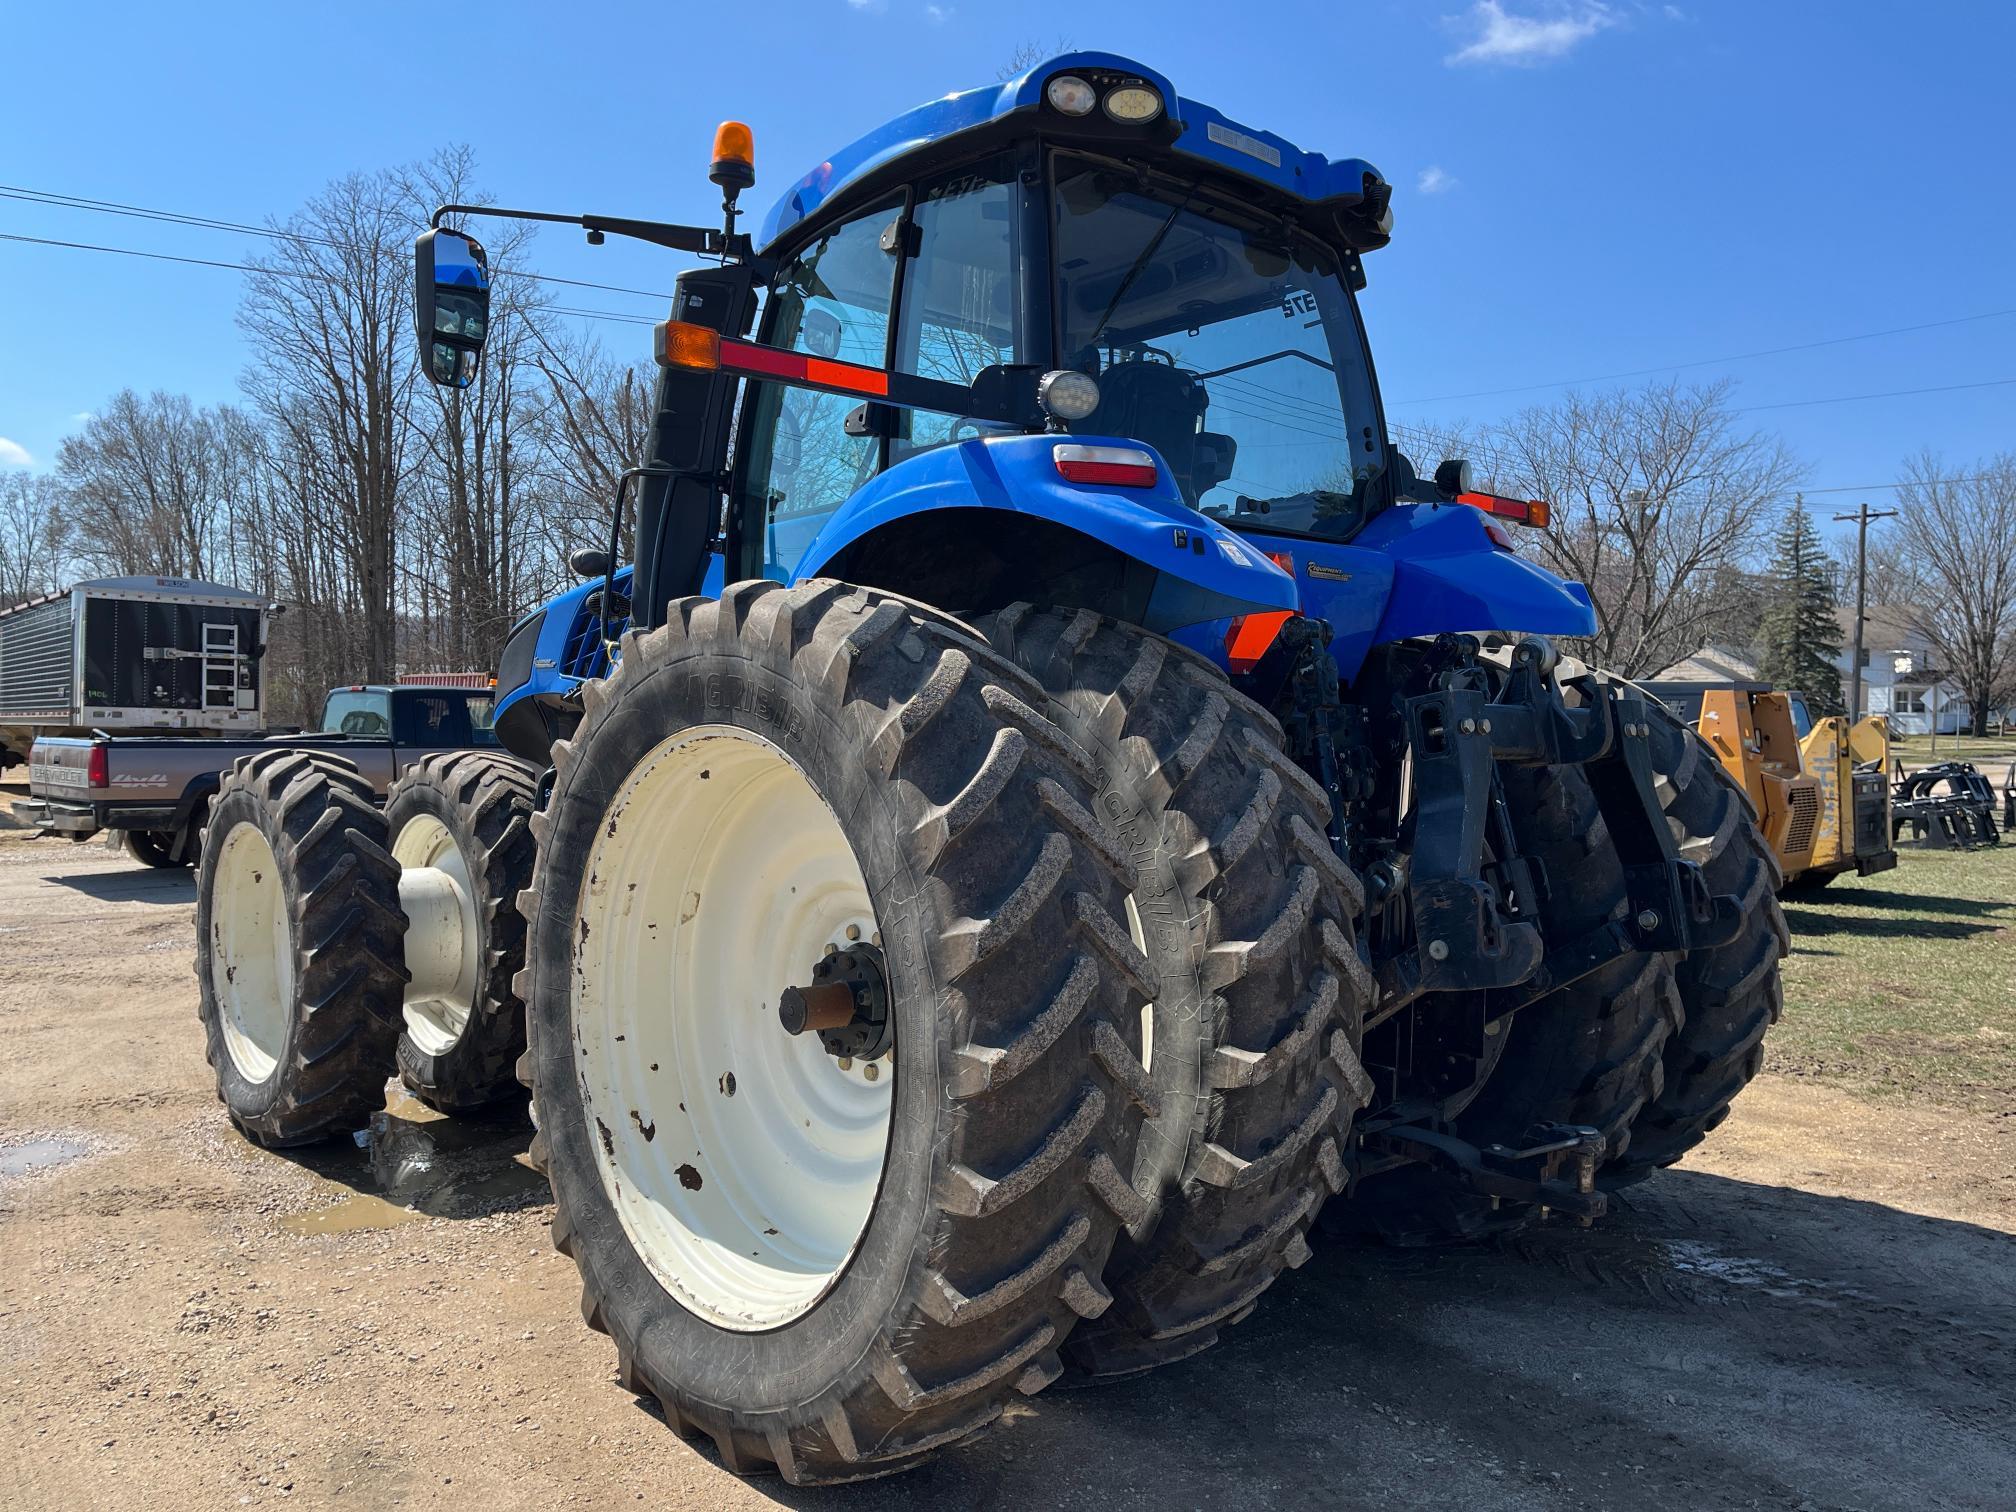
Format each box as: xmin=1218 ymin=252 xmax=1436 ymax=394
xmin=1833 ymin=502 xmax=1897 ymax=721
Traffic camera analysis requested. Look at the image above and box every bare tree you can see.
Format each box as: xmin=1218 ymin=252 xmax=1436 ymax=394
xmin=0 ymin=470 xmax=71 ymax=604
xmin=239 ymin=169 xmax=417 ymax=681
xmin=1485 ymin=380 xmax=1802 ymax=676
xmin=522 ymin=325 xmax=655 ymax=585
xmin=1892 ymin=451 xmax=2016 ymax=734
xmin=57 ymin=390 xmax=231 ymax=577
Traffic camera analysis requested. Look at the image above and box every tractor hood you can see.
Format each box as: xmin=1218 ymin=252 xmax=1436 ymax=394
xmin=762 ymin=51 xmax=1391 ymax=254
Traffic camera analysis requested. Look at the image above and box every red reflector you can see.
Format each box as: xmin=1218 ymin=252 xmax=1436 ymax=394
xmin=1224 ymin=610 xmax=1294 ymax=674
xmin=1457 ymin=491 xmax=1551 ymax=528
xmin=709 ymin=338 xmax=892 ymax=397
xmin=86 ymin=744 xmax=108 ymax=789
xmin=1053 ymin=443 xmax=1158 ymax=487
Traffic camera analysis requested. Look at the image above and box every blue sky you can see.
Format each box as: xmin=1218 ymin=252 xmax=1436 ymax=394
xmin=2 ymin=1 xmax=2010 ymax=539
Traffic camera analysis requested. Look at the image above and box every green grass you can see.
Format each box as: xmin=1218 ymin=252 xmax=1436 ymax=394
xmin=1889 ymin=733 xmax=2016 ymax=769
xmin=1771 ymin=843 xmax=2016 ymax=1113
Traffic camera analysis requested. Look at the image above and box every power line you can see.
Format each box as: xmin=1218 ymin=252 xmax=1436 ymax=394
xmin=1734 ymin=377 xmax=2016 ymax=413
xmin=0 ymin=183 xmax=678 ymax=301
xmin=0 ymin=231 xmax=657 ymax=328
xmin=1386 ymin=307 xmax=2016 ymax=408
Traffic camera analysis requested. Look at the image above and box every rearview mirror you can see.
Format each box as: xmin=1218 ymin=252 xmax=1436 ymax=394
xmin=568 ymin=547 xmax=611 ymax=579
xmin=414 ymin=227 xmax=491 ymax=388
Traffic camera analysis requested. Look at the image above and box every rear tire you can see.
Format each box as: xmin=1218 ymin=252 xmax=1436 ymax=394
xmin=517 ymin=580 xmax=1157 ymax=1484
xmin=1341 ymin=762 xmax=1682 ymax=1244
xmin=387 ymin=752 xmax=537 ymax=1114
xmin=127 ymin=829 xmax=190 ymax=868
xmin=194 ymin=751 xmax=407 ymax=1147
xmin=982 ymin=605 xmax=1371 ymax=1380
xmin=1609 ymin=704 xmax=1788 ymax=1178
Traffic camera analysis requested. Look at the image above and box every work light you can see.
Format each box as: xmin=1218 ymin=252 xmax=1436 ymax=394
xmin=1103 ymin=84 xmax=1163 ymax=123
xmin=1038 ymin=369 xmax=1102 ymax=422
xmin=1046 ymin=75 xmax=1097 ymax=116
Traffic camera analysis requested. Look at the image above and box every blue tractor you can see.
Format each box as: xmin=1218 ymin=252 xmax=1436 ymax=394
xmin=195 ymin=54 xmax=1784 ymax=1483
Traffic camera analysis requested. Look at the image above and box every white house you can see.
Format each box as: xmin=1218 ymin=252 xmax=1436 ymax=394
xmin=1833 ymin=604 xmax=1970 ymax=735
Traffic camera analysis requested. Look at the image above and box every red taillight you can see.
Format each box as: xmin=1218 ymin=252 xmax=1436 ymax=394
xmin=86 ymin=744 xmax=108 ymax=789
xmin=1054 ymin=443 xmax=1158 ymax=488
xmin=1457 ymin=491 xmax=1551 ymax=528
xmin=1224 ymin=610 xmax=1294 ymax=674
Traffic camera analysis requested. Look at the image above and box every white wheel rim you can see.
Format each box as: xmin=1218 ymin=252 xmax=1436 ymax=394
xmin=573 ymin=724 xmax=891 ymax=1331
xmin=210 ymin=821 xmax=293 ymax=1083
xmin=393 ymin=813 xmax=480 ymax=1056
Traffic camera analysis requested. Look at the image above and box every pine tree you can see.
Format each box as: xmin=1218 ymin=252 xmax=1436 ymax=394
xmin=1757 ymin=496 xmax=1846 ymax=714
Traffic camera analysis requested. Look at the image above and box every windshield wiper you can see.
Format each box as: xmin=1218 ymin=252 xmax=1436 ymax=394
xmin=1195 ymin=348 xmax=1336 ymax=382
xmin=1084 ymin=191 xmax=1194 ymax=348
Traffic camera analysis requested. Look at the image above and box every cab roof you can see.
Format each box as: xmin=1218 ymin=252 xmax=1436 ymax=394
xmin=761 ymin=51 xmax=1388 ymax=252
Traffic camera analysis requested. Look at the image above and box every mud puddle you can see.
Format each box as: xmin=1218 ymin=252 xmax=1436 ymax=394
xmin=0 ymin=1134 xmax=94 ymax=1180
xmin=279 ymin=1090 xmax=545 ymax=1235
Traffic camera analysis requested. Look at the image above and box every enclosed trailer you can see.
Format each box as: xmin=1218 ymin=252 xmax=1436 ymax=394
xmin=0 ymin=575 xmax=267 ymax=764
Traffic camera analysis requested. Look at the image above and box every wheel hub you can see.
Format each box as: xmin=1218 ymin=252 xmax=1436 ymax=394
xmin=777 ymin=942 xmax=891 ymax=1061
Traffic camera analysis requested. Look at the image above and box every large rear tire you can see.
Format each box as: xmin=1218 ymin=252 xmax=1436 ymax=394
xmin=982 ymin=605 xmax=1371 ymax=1380
xmin=194 ymin=751 xmax=407 ymax=1147
xmin=1609 ymin=703 xmax=1788 ymax=1177
xmin=387 ymin=752 xmax=537 ymax=1114
xmin=517 ymin=580 xmax=1158 ymax=1484
xmin=1341 ymin=761 xmax=1682 ymax=1244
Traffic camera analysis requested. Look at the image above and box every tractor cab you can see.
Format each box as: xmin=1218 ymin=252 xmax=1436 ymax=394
xmin=727 ymin=55 xmax=1402 ymax=603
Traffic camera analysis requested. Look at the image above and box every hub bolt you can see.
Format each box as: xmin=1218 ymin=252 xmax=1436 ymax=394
xmin=863 ymin=1063 xmax=879 ymax=1082
xmin=845 ymin=923 xmax=861 ymax=941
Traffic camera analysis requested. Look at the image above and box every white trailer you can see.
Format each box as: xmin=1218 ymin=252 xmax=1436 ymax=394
xmin=0 ymin=575 xmax=268 ymax=766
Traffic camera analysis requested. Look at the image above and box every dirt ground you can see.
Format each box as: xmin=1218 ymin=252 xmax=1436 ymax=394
xmin=2 ymin=824 xmax=2013 ymax=1511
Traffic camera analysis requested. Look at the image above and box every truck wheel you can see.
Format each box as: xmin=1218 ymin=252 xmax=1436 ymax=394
xmin=1340 ymin=761 xmax=1683 ymax=1244
xmin=128 ymin=829 xmax=191 ymax=868
xmin=194 ymin=751 xmax=407 ymax=1147
xmin=981 ymin=605 xmax=1371 ymax=1379
xmin=1609 ymin=704 xmax=1788 ymax=1177
xmin=387 ymin=752 xmax=537 ymax=1114
xmin=516 ymin=580 xmax=1156 ymax=1484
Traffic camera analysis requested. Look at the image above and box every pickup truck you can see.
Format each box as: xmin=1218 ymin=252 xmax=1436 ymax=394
xmin=14 ymin=683 xmax=503 ymax=866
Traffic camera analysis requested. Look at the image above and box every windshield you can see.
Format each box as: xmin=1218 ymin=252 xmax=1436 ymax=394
xmin=1052 ymin=155 xmax=1386 ymax=538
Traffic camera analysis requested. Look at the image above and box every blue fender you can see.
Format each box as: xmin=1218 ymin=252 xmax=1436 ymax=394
xmin=1358 ymin=503 xmax=1596 ymax=646
xmin=1201 ymin=503 xmax=1597 ymax=684
xmin=791 ymin=433 xmax=1297 ymax=631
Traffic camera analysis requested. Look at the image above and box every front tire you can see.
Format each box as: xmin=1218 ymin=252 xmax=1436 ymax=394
xmin=518 ymin=581 xmax=1158 ymax=1484
xmin=386 ymin=752 xmax=537 ymax=1113
xmin=194 ymin=751 xmax=406 ymax=1147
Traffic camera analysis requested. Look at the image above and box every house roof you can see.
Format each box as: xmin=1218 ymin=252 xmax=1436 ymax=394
xmin=1834 ymin=602 xmax=1931 ymax=651
xmin=1651 ymin=645 xmax=1764 ymax=684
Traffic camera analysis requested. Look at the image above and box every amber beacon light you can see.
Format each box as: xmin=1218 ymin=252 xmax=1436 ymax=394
xmin=711 ymin=121 xmax=756 ymax=191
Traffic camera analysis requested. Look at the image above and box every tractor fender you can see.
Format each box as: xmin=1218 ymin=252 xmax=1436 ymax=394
xmin=1359 ymin=502 xmax=1595 ymax=651
xmin=792 ymin=433 xmax=1297 ymax=630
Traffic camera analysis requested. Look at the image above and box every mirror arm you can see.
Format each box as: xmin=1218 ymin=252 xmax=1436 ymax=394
xmin=428 ymin=203 xmax=755 ymax=262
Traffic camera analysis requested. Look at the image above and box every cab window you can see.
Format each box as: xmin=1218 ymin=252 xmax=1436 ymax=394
xmin=891 ymin=156 xmax=1021 ymax=463
xmin=738 ymin=197 xmax=901 ymax=578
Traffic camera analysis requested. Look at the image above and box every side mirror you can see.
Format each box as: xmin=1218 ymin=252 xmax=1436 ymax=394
xmin=414 ymin=227 xmax=491 ymax=389
xmin=568 ymin=547 xmax=611 ymax=579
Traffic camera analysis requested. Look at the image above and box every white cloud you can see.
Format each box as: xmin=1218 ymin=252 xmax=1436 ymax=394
xmin=1446 ymin=1 xmax=1615 ymax=67
xmin=924 ymin=2 xmax=953 ymax=18
xmin=1417 ymin=165 xmax=1458 ymax=195
xmin=0 ymin=437 xmax=33 ymax=467
xmin=70 ymin=411 xmax=94 ymax=424
xmin=845 ymin=0 xmax=885 ymax=10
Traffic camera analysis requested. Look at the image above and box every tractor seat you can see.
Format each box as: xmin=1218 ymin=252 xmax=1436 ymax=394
xmin=1086 ymin=359 xmax=1223 ymax=505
